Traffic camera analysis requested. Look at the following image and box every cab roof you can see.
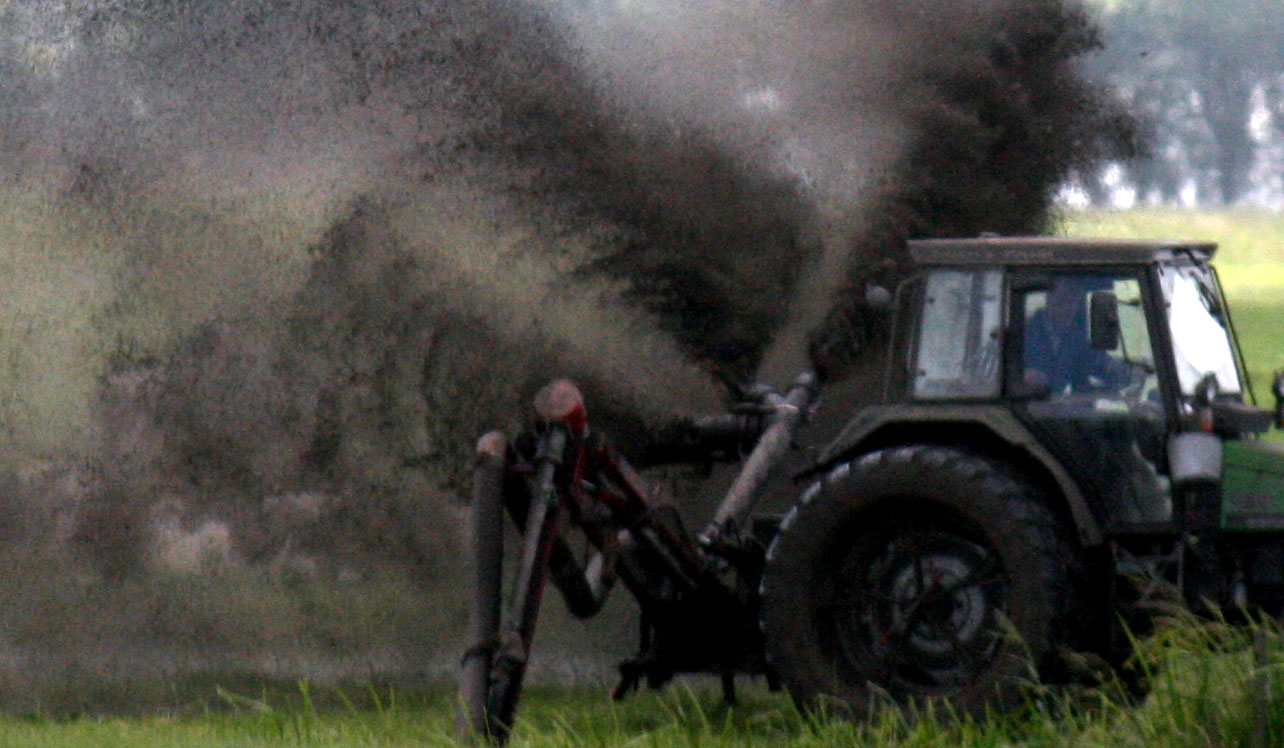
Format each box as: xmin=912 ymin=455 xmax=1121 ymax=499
xmin=907 ymin=236 xmax=1218 ymax=267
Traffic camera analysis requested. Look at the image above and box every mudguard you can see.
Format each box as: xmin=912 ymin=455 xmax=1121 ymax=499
xmin=811 ymin=404 xmax=1104 ymax=546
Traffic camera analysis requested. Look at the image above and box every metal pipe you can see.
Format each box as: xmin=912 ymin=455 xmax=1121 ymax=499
xmin=457 ymin=431 xmax=509 ymax=740
xmin=506 ymin=427 xmax=566 ymax=652
xmin=701 ymin=371 xmax=820 ymax=544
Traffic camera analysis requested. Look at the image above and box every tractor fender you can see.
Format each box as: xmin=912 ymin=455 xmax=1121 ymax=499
xmin=807 ymin=404 xmax=1104 ymax=547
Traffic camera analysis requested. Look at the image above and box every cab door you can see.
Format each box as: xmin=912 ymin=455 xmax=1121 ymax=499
xmin=1007 ymin=270 xmax=1172 ymax=530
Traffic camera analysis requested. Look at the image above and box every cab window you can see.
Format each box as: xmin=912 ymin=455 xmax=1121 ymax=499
xmin=1019 ymin=274 xmax=1155 ymax=399
xmin=913 ymin=270 xmax=1003 ymax=399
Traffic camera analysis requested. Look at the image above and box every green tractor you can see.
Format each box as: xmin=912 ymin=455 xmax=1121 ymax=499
xmin=458 ymin=236 xmax=1284 ymax=741
xmin=761 ymin=236 xmax=1284 ymax=713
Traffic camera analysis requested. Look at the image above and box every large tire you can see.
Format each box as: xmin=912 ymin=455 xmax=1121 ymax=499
xmin=760 ymin=446 xmax=1070 ymax=717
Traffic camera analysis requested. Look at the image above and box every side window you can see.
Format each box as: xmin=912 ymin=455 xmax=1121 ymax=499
xmin=913 ymin=270 xmax=1002 ymax=399
xmin=1021 ymin=275 xmax=1154 ymax=398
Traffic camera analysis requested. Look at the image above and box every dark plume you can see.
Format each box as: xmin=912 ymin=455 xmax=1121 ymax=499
xmin=0 ymin=0 xmax=1134 ymax=691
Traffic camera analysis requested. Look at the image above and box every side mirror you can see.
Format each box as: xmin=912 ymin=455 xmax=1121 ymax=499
xmin=1089 ymin=291 xmax=1120 ymax=351
xmin=1195 ymin=372 xmax=1219 ymax=431
xmin=1274 ymin=370 xmax=1284 ymax=429
xmin=1195 ymin=372 xmax=1219 ymax=406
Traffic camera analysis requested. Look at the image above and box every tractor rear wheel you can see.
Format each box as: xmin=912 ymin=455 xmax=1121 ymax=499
xmin=760 ymin=446 xmax=1070 ymax=717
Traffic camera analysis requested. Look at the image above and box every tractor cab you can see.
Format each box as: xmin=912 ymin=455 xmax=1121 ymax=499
xmin=826 ymin=237 xmax=1284 ymax=543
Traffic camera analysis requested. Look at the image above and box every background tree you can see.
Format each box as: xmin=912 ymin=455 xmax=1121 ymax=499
xmin=1093 ymin=0 xmax=1284 ymax=204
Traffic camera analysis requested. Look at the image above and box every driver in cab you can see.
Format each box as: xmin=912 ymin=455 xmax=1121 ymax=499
xmin=1023 ymin=276 xmax=1130 ymax=396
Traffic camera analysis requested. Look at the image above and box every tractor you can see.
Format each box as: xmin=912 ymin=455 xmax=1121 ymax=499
xmin=458 ymin=236 xmax=1284 ymax=742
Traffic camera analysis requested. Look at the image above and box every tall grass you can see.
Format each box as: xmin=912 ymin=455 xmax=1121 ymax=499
xmin=0 ymin=613 xmax=1280 ymax=747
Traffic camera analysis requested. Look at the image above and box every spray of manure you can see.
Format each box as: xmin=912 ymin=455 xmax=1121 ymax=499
xmin=0 ymin=0 xmax=1134 ymax=706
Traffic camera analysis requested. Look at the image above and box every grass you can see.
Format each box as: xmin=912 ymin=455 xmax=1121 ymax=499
xmin=0 ymin=612 xmax=1282 ymax=747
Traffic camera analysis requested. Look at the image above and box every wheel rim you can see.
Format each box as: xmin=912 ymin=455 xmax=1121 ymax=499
xmin=827 ymin=517 xmax=1008 ymax=697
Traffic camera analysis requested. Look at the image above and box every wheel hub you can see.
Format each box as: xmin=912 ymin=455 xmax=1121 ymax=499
xmin=889 ymin=554 xmax=986 ymax=656
xmin=834 ymin=526 xmax=1006 ymax=694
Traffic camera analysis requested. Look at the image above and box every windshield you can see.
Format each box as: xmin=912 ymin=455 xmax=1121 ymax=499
xmin=1160 ymin=264 xmax=1242 ymax=396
